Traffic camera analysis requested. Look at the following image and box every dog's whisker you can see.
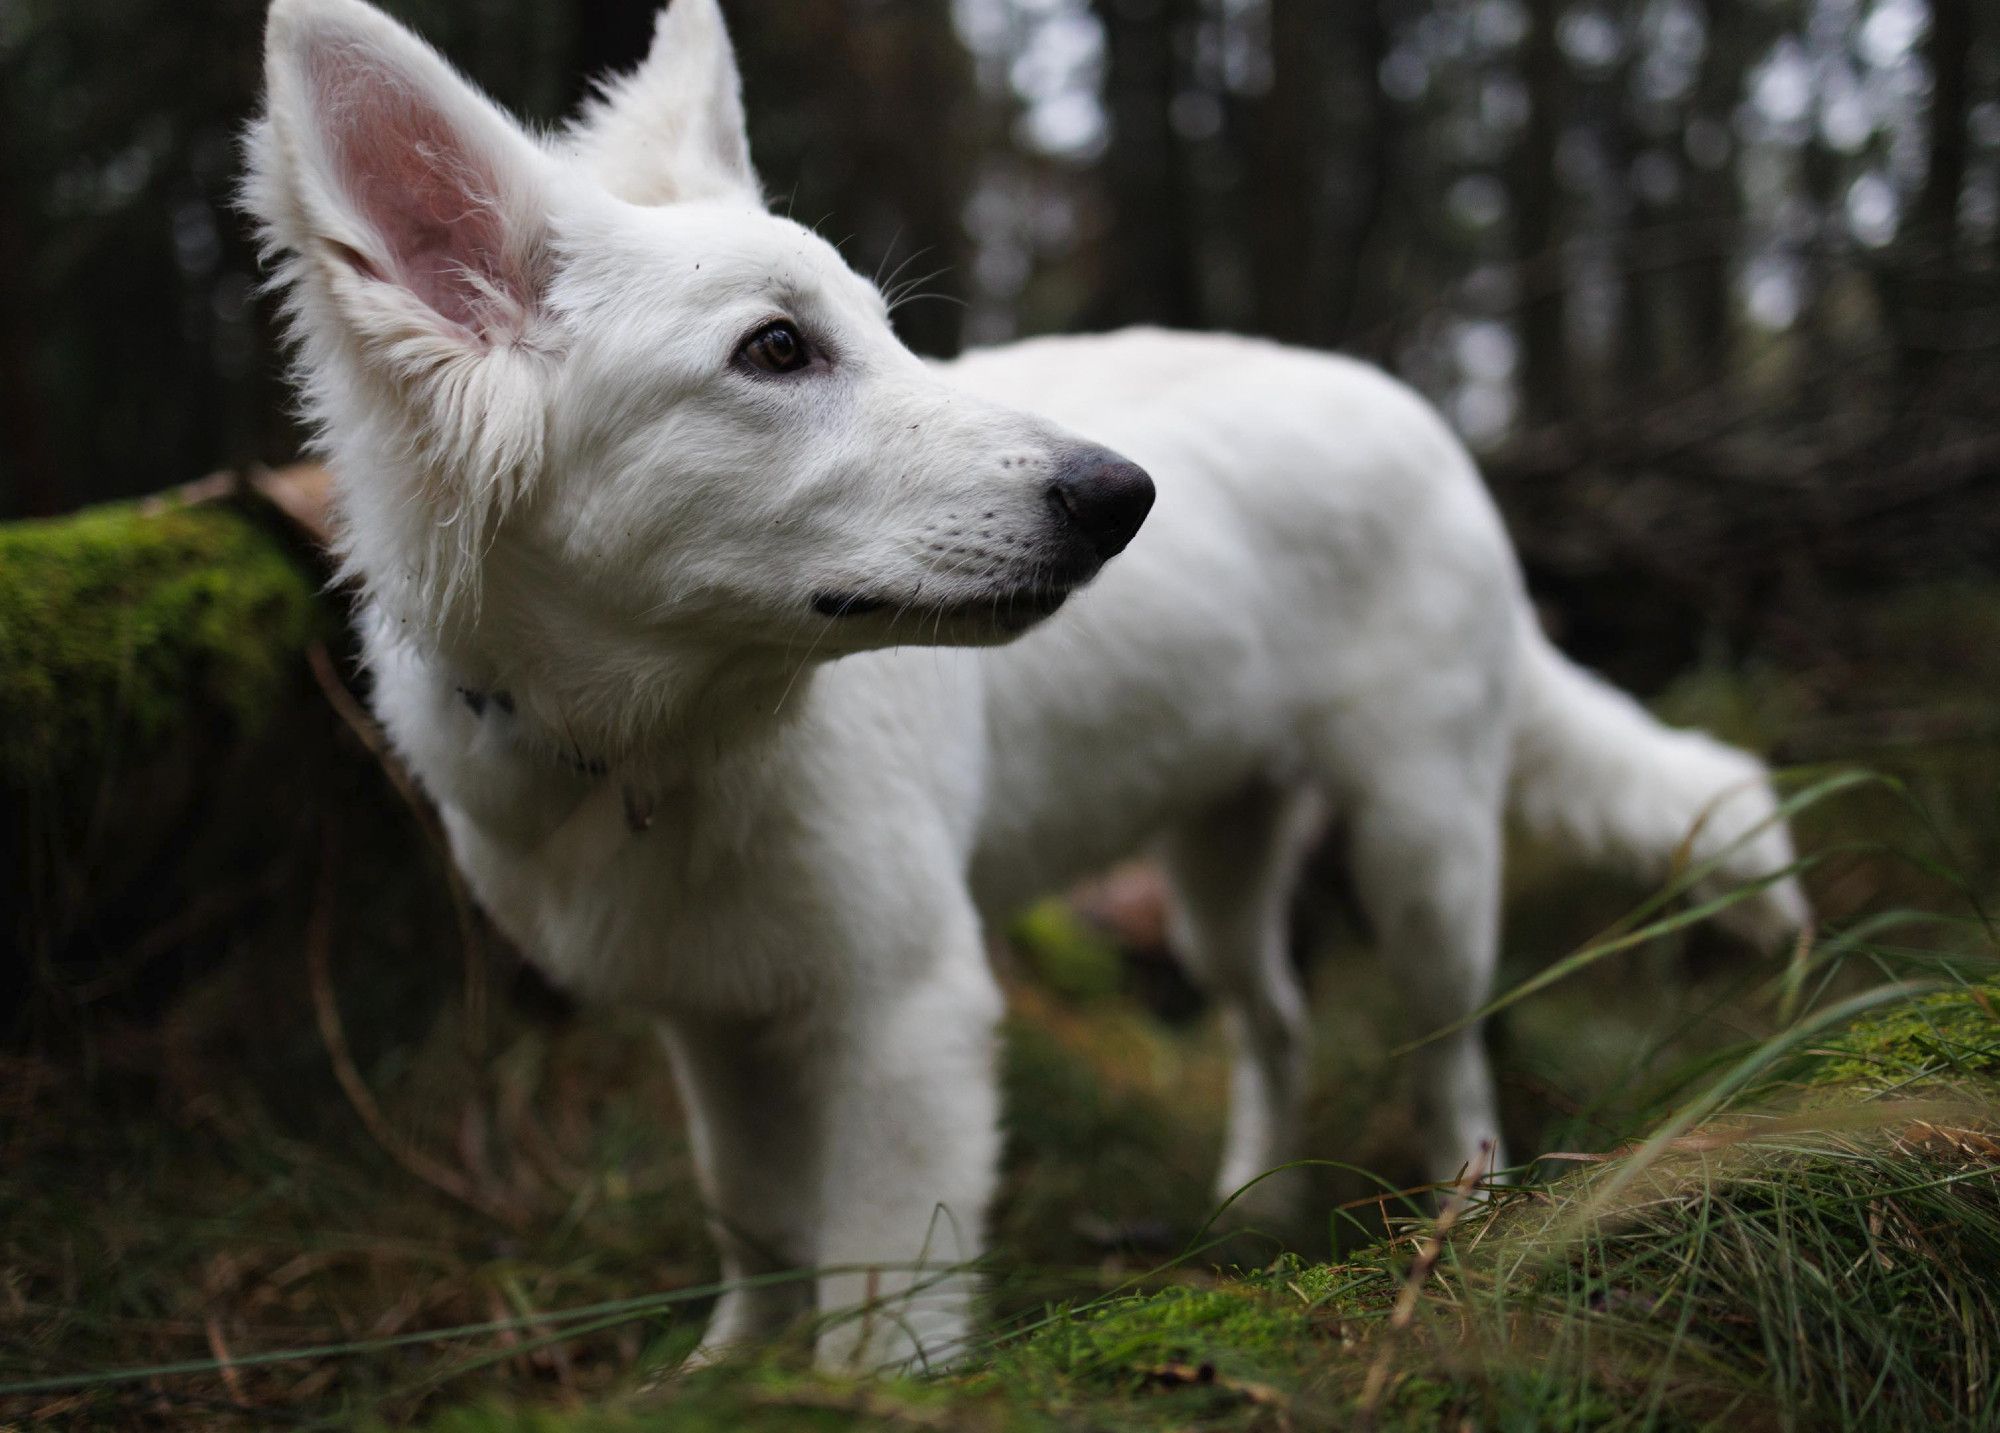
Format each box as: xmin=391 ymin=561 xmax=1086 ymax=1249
xmin=890 ymin=291 xmax=970 ymax=313
xmin=877 ymin=245 xmax=935 ymax=303
xmin=873 ymin=232 xmax=919 ymax=290
xmin=884 ymin=265 xmax=956 ymax=315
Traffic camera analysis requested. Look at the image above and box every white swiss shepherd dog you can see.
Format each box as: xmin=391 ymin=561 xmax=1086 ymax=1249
xmin=246 ymin=0 xmax=1809 ymax=1372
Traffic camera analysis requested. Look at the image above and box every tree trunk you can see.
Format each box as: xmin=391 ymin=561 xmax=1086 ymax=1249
xmin=1246 ymin=0 xmax=1390 ymax=349
xmin=1903 ymin=0 xmax=1971 ymax=381
xmin=1916 ymin=0 xmax=1970 ymax=269
xmin=0 ymin=152 xmax=56 ymax=517
xmin=1611 ymin=86 xmax=1659 ymax=394
xmin=1678 ymin=0 xmax=1743 ymax=392
xmin=1514 ymin=0 xmax=1569 ymax=429
xmin=1319 ymin=0 xmax=1393 ymax=349
xmin=1091 ymin=0 xmax=1205 ymax=330
xmin=1245 ymin=0 xmax=1318 ymax=343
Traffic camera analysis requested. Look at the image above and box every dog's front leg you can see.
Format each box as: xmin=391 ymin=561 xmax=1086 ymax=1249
xmin=805 ymin=946 xmax=1003 ymax=1374
xmin=660 ymin=1015 xmax=824 ymax=1361
xmin=662 ymin=924 xmax=1003 ymax=1374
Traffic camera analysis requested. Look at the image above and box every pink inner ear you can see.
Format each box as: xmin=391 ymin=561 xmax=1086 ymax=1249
xmin=309 ymin=40 xmax=528 ymax=335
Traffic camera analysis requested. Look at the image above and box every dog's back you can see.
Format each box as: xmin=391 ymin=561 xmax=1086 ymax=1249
xmin=939 ymin=327 xmax=1804 ymax=1207
xmin=945 ymin=328 xmax=1520 ymax=914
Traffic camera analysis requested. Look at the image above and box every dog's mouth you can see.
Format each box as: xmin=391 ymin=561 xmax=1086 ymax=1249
xmin=811 ymin=583 xmax=1075 ymax=634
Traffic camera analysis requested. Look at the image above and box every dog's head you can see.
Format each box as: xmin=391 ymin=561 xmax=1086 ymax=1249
xmin=245 ymin=0 xmax=1151 ymax=744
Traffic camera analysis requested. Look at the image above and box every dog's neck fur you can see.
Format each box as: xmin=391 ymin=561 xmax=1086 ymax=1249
xmin=365 ymin=583 xmax=819 ymax=820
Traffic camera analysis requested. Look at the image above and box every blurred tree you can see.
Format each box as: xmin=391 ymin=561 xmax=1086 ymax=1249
xmin=1902 ymin=0 xmax=1971 ymax=385
xmin=1678 ymin=0 xmax=1745 ymax=393
xmin=0 ymin=0 xmax=1993 ymax=625
xmin=1610 ymin=35 xmax=1661 ymax=396
xmin=1514 ymin=0 xmax=1568 ymax=428
xmin=0 ymin=120 xmax=57 ymax=515
xmin=1242 ymin=0 xmax=1392 ymax=348
xmin=730 ymin=1 xmax=977 ymax=360
xmin=0 ymin=0 xmax=278 ymax=516
xmin=1089 ymin=0 xmax=1204 ymax=330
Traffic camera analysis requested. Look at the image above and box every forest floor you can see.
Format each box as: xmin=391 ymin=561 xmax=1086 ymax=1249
xmin=3 ymin=580 xmax=1998 ymax=1430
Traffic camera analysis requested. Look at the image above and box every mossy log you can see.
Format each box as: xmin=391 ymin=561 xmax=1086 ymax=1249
xmin=0 ymin=477 xmax=329 ymax=788
xmin=1 ymin=472 xmax=362 ymax=1017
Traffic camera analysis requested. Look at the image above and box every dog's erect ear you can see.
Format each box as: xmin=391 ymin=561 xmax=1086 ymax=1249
xmin=570 ymin=0 xmax=760 ymax=207
xmin=253 ymin=0 xmax=552 ymax=344
xmin=247 ymin=0 xmax=562 ymax=618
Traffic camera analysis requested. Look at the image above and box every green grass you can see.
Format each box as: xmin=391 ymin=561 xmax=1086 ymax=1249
xmin=4 ymin=580 xmax=1999 ymax=1429
xmin=383 ymin=980 xmax=2000 ymax=1433
xmin=6 ymin=891 xmax=1991 ymax=1429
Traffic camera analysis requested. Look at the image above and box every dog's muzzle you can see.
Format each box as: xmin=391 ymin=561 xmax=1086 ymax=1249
xmin=810 ymin=445 xmax=1154 ymax=635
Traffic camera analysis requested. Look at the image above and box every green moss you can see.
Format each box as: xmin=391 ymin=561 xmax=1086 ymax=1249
xmin=964 ymin=987 xmax=2000 ymax=1431
xmin=974 ymin=1257 xmax=1635 ymax=1430
xmin=1008 ymin=900 xmax=1125 ymax=1002
xmin=0 ymin=497 xmax=324 ymax=786
xmin=1803 ymin=984 xmax=2000 ymax=1090
xmin=998 ymin=1276 xmax=1325 ymax=1393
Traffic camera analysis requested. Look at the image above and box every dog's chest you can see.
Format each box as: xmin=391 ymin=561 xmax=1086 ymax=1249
xmin=440 ymin=781 xmax=832 ymax=1014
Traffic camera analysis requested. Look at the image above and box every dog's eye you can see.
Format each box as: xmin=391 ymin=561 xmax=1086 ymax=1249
xmin=738 ymin=320 xmax=811 ymax=375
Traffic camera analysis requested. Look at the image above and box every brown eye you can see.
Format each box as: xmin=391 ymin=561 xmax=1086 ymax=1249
xmin=740 ymin=320 xmax=810 ymax=374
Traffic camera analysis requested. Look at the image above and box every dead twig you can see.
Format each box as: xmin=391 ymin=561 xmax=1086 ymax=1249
xmin=1354 ymin=1141 xmax=1492 ymax=1427
xmin=303 ymin=822 xmax=522 ymax=1228
xmin=202 ymin=1315 xmax=248 ymax=1409
xmin=307 ymin=641 xmax=491 ymax=1066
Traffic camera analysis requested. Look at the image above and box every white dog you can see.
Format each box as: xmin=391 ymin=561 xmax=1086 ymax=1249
xmin=246 ymin=0 xmax=1808 ymax=1371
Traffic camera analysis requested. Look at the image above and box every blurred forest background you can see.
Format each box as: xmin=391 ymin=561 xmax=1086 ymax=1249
xmin=4 ymin=0 xmax=1998 ymax=683
xmin=5 ymin=2 xmax=2000 ymax=1422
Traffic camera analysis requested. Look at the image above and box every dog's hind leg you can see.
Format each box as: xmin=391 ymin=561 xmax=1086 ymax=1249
xmin=1339 ymin=739 xmax=1509 ymax=1192
xmin=1158 ymin=784 xmax=1320 ymax=1217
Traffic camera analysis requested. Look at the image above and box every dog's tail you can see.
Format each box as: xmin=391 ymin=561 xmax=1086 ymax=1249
xmin=1507 ymin=615 xmax=1810 ymax=948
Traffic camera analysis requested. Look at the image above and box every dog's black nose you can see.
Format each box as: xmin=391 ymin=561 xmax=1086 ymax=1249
xmin=1047 ymin=447 xmax=1156 ymax=559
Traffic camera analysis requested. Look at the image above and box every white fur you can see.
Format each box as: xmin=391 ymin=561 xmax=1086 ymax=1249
xmin=245 ymin=0 xmax=1809 ymax=1372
